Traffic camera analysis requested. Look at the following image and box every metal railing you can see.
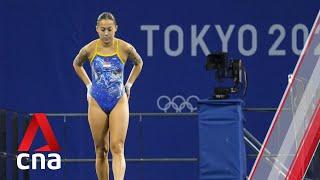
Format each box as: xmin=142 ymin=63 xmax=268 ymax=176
xmin=1 ymin=108 xmax=277 ymax=163
xmin=41 ymin=108 xmax=276 ymax=163
xmin=0 ymin=108 xmax=276 ymax=180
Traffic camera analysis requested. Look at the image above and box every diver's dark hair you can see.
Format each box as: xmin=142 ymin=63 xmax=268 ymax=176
xmin=97 ymin=12 xmax=117 ymax=25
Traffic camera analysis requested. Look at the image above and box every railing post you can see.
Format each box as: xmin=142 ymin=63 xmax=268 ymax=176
xmin=22 ymin=115 xmax=30 ymax=180
xmin=138 ymin=114 xmax=144 ymax=180
xmin=63 ymin=115 xmax=67 ymax=180
xmin=12 ymin=112 xmax=18 ymax=180
xmin=0 ymin=110 xmax=6 ymax=180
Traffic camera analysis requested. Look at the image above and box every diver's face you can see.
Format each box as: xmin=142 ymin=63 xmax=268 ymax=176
xmin=96 ymin=19 xmax=117 ymax=44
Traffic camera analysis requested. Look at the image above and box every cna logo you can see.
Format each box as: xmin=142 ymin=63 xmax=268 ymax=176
xmin=17 ymin=113 xmax=61 ymax=170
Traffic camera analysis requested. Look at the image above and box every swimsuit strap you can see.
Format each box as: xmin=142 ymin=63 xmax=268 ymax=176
xmin=95 ymin=40 xmax=99 ymax=54
xmin=116 ymin=39 xmax=119 ymax=54
xmin=116 ymin=39 xmax=126 ymax=64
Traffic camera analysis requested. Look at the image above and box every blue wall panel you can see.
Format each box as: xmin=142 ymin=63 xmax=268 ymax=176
xmin=1 ymin=0 xmax=319 ymax=179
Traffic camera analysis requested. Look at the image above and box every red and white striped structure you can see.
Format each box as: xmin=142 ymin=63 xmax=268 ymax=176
xmin=249 ymin=11 xmax=320 ymax=180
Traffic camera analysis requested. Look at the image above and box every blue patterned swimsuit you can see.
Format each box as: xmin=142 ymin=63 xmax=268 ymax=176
xmin=90 ymin=39 xmax=125 ymax=114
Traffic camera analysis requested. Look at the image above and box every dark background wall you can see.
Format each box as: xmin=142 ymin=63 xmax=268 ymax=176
xmin=0 ymin=0 xmax=319 ymax=179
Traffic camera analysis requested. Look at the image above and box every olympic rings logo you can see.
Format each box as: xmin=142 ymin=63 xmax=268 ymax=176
xmin=157 ymin=95 xmax=200 ymax=113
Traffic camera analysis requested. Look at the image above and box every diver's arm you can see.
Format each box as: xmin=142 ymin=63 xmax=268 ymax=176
xmin=124 ymin=44 xmax=143 ymax=98
xmin=73 ymin=47 xmax=91 ymax=86
xmin=126 ymin=45 xmax=143 ymax=86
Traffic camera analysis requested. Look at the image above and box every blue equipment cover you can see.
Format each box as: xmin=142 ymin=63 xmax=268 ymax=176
xmin=198 ymin=99 xmax=246 ymax=180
